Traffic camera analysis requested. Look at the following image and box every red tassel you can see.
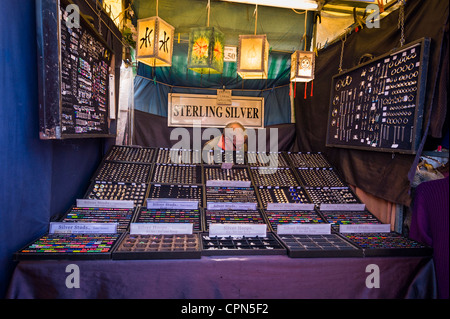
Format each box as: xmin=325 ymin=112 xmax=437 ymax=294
xmin=294 ymin=81 xmax=297 ymax=98
xmin=304 ymin=82 xmax=307 ymax=99
xmin=310 ymin=81 xmax=314 ymax=97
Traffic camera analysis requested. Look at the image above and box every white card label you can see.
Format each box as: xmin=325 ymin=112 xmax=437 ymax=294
xmin=221 ymin=162 xmax=233 ymax=169
xmin=76 ymin=199 xmax=134 ymax=209
xmin=130 ymin=223 xmax=193 ymax=235
xmin=339 ymin=224 xmax=391 ymax=233
xmin=224 ymin=46 xmax=237 ymax=62
xmin=206 ymin=180 xmax=251 ymax=187
xmin=319 ymin=203 xmax=366 ymax=211
xmin=277 ymin=223 xmax=331 ymax=235
xmin=49 ymin=222 xmax=118 ymax=234
xmin=209 ymin=223 xmax=267 ymax=237
xmin=266 ymin=203 xmax=315 ymax=211
xmin=207 ymin=202 xmax=257 ymax=210
xmin=146 ymin=198 xmax=199 ymax=210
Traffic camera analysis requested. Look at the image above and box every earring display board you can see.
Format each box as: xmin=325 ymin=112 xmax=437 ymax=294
xmin=37 ymin=0 xmax=115 ymax=139
xmin=326 ymin=38 xmax=430 ymax=154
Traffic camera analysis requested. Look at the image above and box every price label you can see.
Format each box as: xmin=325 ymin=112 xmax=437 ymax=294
xmin=49 ymin=222 xmax=118 ymax=234
xmin=209 ymin=223 xmax=267 ymax=237
xmin=277 ymin=223 xmax=331 ymax=235
xmin=130 ymin=223 xmax=193 ymax=235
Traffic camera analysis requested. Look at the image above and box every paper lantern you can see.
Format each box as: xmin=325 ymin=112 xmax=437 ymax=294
xmin=136 ymin=16 xmax=175 ymax=67
xmin=290 ymin=50 xmax=315 ymax=82
xmin=237 ymin=35 xmax=269 ymax=79
xmin=187 ymin=27 xmax=225 ymax=74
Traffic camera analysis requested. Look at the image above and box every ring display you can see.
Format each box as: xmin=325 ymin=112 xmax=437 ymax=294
xmin=326 ymin=38 xmax=430 ymax=154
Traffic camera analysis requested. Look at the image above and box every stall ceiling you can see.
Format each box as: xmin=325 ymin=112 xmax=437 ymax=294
xmin=132 ymin=0 xmax=398 ymax=52
xmin=133 ymin=0 xmax=310 ymax=52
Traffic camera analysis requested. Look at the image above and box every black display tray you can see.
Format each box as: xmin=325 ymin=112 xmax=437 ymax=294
xmin=286 ymin=152 xmax=332 ymax=168
xmin=84 ymin=180 xmax=149 ymax=207
xmin=151 ymin=163 xmax=203 ymax=185
xmin=321 ymin=210 xmax=382 ymax=231
xmin=256 ymin=186 xmax=312 ymax=210
xmin=250 ymin=167 xmax=300 ymax=187
xmin=14 ymin=233 xmax=122 ymax=261
xmin=58 ymin=206 xmax=137 ymax=233
xmin=246 ymin=151 xmax=290 ymax=167
xmin=204 ymin=165 xmax=251 ymax=183
xmin=148 ymin=183 xmax=204 ymax=208
xmin=201 ymin=232 xmax=286 ymax=256
xmin=275 ymin=233 xmax=363 ymax=258
xmin=133 ymin=207 xmax=203 ymax=233
xmin=264 ymin=210 xmax=326 ymax=232
xmin=112 ymin=233 xmax=202 ymax=260
xmin=203 ymin=210 xmax=267 ymax=232
xmin=202 ymin=149 xmax=247 ymax=166
xmin=340 ymin=232 xmax=433 ymax=257
xmin=91 ymin=161 xmax=153 ymax=184
xmin=305 ymin=187 xmax=362 ymax=206
xmin=205 ymin=186 xmax=257 ymax=205
xmin=296 ymin=167 xmax=347 ymax=188
xmin=155 ymin=148 xmax=203 ymax=165
xmin=104 ymin=145 xmax=156 ymax=164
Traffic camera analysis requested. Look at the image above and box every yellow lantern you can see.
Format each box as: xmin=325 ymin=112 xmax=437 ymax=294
xmin=136 ymin=16 xmax=174 ymax=67
xmin=290 ymin=50 xmax=315 ymax=82
xmin=237 ymin=34 xmax=269 ymax=79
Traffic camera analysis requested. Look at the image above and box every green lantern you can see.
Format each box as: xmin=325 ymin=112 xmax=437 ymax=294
xmin=187 ymin=27 xmax=225 ymax=74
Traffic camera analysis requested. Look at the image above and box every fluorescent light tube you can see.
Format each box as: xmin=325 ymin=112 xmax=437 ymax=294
xmin=221 ymin=0 xmax=319 ymax=10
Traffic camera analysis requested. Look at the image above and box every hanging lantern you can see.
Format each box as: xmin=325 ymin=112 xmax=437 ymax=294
xmin=187 ymin=27 xmax=225 ymax=74
xmin=290 ymin=50 xmax=315 ymax=82
xmin=136 ymin=16 xmax=175 ymax=67
xmin=237 ymin=34 xmax=269 ymax=79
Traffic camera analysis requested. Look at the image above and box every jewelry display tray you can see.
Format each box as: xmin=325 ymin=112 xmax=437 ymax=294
xmin=13 ymin=233 xmax=123 ymax=261
xmin=111 ymin=233 xmax=202 ymax=260
xmin=326 ymin=38 xmax=430 ymax=154
xmin=200 ymin=232 xmax=287 ymax=256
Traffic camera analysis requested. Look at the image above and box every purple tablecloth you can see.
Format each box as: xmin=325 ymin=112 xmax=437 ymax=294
xmin=6 ymin=255 xmax=436 ymax=299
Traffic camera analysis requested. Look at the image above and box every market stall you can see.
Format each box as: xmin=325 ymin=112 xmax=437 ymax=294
xmin=1 ymin=0 xmax=448 ymax=301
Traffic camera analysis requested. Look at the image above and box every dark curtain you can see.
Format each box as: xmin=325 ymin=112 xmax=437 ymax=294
xmin=294 ymin=0 xmax=449 ymax=206
xmin=0 ymin=0 xmax=122 ymax=298
xmin=133 ymin=110 xmax=297 ymax=151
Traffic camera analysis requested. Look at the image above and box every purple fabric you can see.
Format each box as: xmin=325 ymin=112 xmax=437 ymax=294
xmin=6 ymin=256 xmax=435 ymax=299
xmin=410 ymin=176 xmax=449 ymax=299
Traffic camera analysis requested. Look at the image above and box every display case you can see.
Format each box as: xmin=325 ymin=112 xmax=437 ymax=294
xmin=36 ymin=0 xmax=116 ymax=139
xmin=326 ymin=38 xmax=431 ymax=154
